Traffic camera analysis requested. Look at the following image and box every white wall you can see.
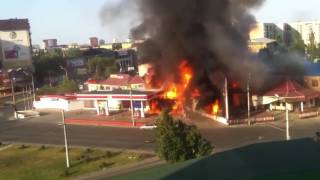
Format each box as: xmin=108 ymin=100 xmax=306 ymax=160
xmin=33 ymin=98 xmax=84 ymax=111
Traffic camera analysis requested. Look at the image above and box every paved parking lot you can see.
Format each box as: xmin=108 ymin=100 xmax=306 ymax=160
xmin=0 ymin=107 xmax=320 ymax=153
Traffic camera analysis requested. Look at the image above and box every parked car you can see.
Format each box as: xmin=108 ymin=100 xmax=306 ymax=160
xmin=139 ymin=124 xmax=157 ymax=130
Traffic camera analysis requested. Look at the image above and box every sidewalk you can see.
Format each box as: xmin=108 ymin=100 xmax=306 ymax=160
xmin=65 ymin=118 xmax=145 ymax=128
xmin=64 ymin=110 xmax=157 ymax=128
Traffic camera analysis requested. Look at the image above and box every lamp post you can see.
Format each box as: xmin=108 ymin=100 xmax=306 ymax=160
xmin=31 ymin=74 xmax=36 ymax=102
xmin=61 ymin=109 xmax=70 ymax=168
xmin=129 ymin=85 xmax=135 ymax=127
xmin=224 ymin=77 xmax=229 ymax=120
xmin=247 ymin=73 xmax=251 ymax=125
xmin=10 ymin=76 xmax=17 ymax=119
xmin=22 ymin=70 xmax=36 ymax=105
xmin=10 ymin=77 xmax=16 ymax=106
xmin=60 ymin=66 xmax=68 ymax=79
xmin=275 ymin=94 xmax=290 ymax=141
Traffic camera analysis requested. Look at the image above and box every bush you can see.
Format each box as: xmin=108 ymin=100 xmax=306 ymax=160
xmin=19 ymin=144 xmax=28 ymax=149
xmin=104 ymin=151 xmax=113 ymax=158
xmin=39 ymin=145 xmax=46 ymax=150
xmin=155 ymin=111 xmax=213 ymax=163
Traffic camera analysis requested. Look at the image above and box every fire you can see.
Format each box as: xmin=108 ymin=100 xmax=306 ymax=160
xmin=165 ymin=85 xmax=178 ymax=99
xmin=162 ymin=60 xmax=193 ymax=113
xmin=149 ymin=100 xmax=161 ymax=114
xmin=212 ymin=100 xmax=219 ymax=116
xmin=191 ymin=88 xmax=200 ymax=98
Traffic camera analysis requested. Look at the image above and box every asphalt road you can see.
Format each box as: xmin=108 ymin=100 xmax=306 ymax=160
xmin=0 ymin=108 xmax=320 ymax=153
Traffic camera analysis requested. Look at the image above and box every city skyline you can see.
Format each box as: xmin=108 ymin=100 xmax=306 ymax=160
xmin=1 ymin=0 xmax=319 ymax=45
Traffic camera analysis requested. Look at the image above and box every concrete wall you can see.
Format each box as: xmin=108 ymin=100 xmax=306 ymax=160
xmin=304 ymin=76 xmax=320 ymax=92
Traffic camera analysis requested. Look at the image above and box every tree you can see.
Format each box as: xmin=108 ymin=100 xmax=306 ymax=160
xmin=64 ymin=48 xmax=82 ymax=58
xmin=307 ymin=31 xmax=318 ymax=60
xmin=155 ymin=111 xmax=213 ymax=163
xmin=289 ymin=32 xmax=306 ymax=54
xmin=88 ymin=56 xmax=118 ymax=79
xmin=58 ymin=77 xmax=78 ymax=93
xmin=33 ymin=54 xmax=66 ymax=85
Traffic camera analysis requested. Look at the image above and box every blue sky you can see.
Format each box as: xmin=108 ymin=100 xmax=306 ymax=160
xmin=1 ymin=0 xmax=319 ymax=45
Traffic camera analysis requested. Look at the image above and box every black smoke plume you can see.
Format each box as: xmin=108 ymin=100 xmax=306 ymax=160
xmin=130 ymin=0 xmax=266 ymax=91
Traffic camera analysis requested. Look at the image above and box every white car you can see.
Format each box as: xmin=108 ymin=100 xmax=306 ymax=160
xmin=140 ymin=124 xmax=157 ymax=130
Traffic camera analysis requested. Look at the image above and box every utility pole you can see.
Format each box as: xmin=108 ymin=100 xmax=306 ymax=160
xmin=10 ymin=78 xmax=16 ymax=106
xmin=247 ymin=73 xmax=251 ymax=125
xmin=275 ymin=94 xmax=290 ymax=141
xmin=22 ymin=87 xmax=26 ymax=111
xmin=224 ymin=77 xmax=229 ymax=120
xmin=285 ymin=101 xmax=290 ymax=141
xmin=129 ymin=85 xmax=135 ymax=127
xmin=61 ymin=109 xmax=70 ymax=168
xmin=31 ymin=74 xmax=36 ymax=102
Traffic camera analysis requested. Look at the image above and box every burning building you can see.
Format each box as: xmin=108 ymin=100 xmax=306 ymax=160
xmin=101 ymin=0 xmax=310 ymax=121
xmin=115 ymin=0 xmax=265 ymax=118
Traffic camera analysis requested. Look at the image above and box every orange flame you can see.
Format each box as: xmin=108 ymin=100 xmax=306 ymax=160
xmin=149 ymin=101 xmax=161 ymax=114
xmin=212 ymin=100 xmax=219 ymax=116
xmin=163 ymin=60 xmax=193 ymax=113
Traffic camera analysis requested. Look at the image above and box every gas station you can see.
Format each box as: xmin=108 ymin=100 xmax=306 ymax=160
xmin=76 ymin=89 xmax=163 ymax=118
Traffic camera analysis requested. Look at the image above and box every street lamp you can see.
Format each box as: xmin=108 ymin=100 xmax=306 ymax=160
xmin=275 ymin=94 xmax=290 ymax=141
xmin=129 ymin=85 xmax=135 ymax=127
xmin=8 ymin=69 xmax=17 ymax=119
xmin=60 ymin=65 xmax=68 ymax=79
xmin=247 ymin=73 xmax=251 ymax=125
xmin=21 ymin=70 xmax=36 ymax=108
xmin=61 ymin=109 xmax=70 ymax=168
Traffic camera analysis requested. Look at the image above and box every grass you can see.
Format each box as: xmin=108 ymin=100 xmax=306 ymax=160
xmin=114 ymin=138 xmax=320 ymax=180
xmin=0 ymin=144 xmax=153 ymax=180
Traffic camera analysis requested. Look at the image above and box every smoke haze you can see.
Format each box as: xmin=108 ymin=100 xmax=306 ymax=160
xmin=100 ymin=0 xmax=306 ymax=100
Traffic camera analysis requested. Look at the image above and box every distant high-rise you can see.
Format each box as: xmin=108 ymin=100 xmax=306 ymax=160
xmin=0 ymin=18 xmax=33 ymax=69
xmin=287 ymin=21 xmax=320 ymax=45
xmin=43 ymin=39 xmax=57 ymax=49
xmin=89 ymin=37 xmax=99 ymax=47
xmin=250 ymin=23 xmax=282 ymax=40
xmin=99 ymin=39 xmax=105 ymax=46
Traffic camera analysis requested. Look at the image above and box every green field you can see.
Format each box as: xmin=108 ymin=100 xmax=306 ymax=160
xmin=114 ymin=138 xmax=320 ymax=180
xmin=0 ymin=144 xmax=153 ymax=180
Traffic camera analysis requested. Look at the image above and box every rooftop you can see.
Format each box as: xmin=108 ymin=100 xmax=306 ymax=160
xmin=304 ymin=62 xmax=320 ymax=76
xmin=78 ymin=89 xmax=162 ymax=96
xmin=86 ymin=74 xmax=145 ymax=86
xmin=0 ymin=18 xmax=30 ymax=31
xmin=264 ymin=80 xmax=319 ymax=101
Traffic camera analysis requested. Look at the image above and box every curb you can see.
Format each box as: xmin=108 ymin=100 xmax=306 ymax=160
xmin=0 ymin=141 xmax=155 ymax=154
xmin=65 ymin=118 xmax=145 ymax=128
xmin=76 ymin=156 xmax=165 ymax=180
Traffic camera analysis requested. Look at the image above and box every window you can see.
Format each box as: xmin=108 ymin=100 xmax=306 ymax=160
xmin=312 ymin=80 xmax=318 ymax=87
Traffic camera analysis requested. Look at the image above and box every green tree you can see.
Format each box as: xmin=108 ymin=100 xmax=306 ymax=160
xmin=289 ymin=32 xmax=306 ymax=54
xmin=36 ymin=78 xmax=78 ymax=95
xmin=307 ymin=31 xmax=317 ymax=60
xmin=33 ymin=54 xmax=66 ymax=84
xmin=88 ymin=56 xmax=118 ymax=79
xmin=64 ymin=48 xmax=82 ymax=58
xmin=58 ymin=77 xmax=78 ymax=93
xmin=155 ymin=111 xmax=212 ymax=163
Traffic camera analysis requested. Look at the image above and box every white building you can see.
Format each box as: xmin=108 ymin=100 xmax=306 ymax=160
xmin=287 ymin=21 xmax=320 ymax=45
xmin=0 ymin=18 xmax=33 ymax=69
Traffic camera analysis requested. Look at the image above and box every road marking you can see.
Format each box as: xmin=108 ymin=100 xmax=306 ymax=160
xmin=264 ymin=123 xmax=286 ymax=132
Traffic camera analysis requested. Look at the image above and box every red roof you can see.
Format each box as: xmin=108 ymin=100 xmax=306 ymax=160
xmin=264 ymin=80 xmax=319 ymax=101
xmin=38 ymin=95 xmax=77 ymax=100
xmin=0 ymin=19 xmax=30 ymax=31
xmin=85 ymin=79 xmax=98 ymax=84
xmin=129 ymin=75 xmax=145 ymax=84
xmin=86 ymin=74 xmax=144 ymax=86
